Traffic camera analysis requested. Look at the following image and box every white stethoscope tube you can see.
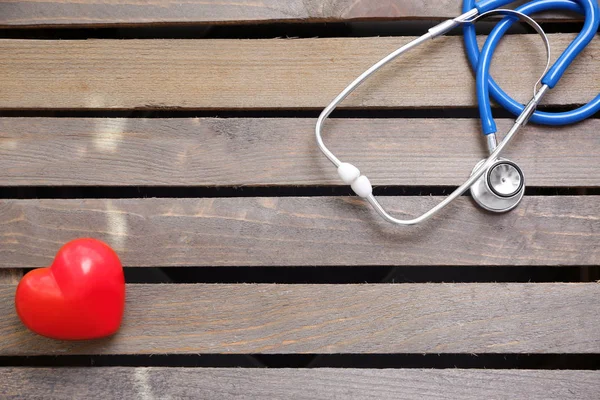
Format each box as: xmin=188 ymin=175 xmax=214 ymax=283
xmin=316 ymin=9 xmax=551 ymax=226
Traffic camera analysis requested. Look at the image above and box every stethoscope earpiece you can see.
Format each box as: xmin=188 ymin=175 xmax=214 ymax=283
xmin=338 ymin=163 xmax=373 ymax=198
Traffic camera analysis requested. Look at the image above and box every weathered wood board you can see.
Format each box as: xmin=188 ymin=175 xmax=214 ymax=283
xmin=0 ymin=34 xmax=595 ymax=109
xmin=0 ymin=269 xmax=22 ymax=284
xmin=1 ymin=118 xmax=599 ymax=187
xmin=0 ymin=197 xmax=598 ymax=268
xmin=1 ymin=368 xmax=599 ymax=399
xmin=1 ymin=283 xmax=599 ymax=355
xmin=0 ymin=0 xmax=577 ymax=27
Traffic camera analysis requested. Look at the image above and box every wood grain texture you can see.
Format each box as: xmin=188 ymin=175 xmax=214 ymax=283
xmin=0 ymin=34 xmax=595 ymax=109
xmin=0 ymin=0 xmax=575 ymax=27
xmin=1 ymin=117 xmax=599 ymax=187
xmin=1 ymin=197 xmax=598 ymax=268
xmin=1 ymin=283 xmax=599 ymax=355
xmin=2 ymin=368 xmax=600 ymax=399
xmin=0 ymin=269 xmax=22 ymax=284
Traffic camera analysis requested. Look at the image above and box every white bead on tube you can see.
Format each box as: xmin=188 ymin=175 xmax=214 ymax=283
xmin=351 ymin=175 xmax=373 ymax=198
xmin=337 ymin=163 xmax=361 ymax=185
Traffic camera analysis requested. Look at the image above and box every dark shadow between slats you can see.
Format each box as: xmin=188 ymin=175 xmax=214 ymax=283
xmin=13 ymin=265 xmax=600 ymax=284
xmin=0 ymin=105 xmax=597 ymax=118
xmin=0 ymin=186 xmax=598 ymax=199
xmin=117 ymin=266 xmax=600 ymax=284
xmin=1 ymin=354 xmax=599 ymax=369
xmin=0 ymin=20 xmax=581 ymax=40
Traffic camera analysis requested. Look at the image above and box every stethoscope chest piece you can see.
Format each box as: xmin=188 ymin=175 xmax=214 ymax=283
xmin=470 ymin=158 xmax=525 ymax=213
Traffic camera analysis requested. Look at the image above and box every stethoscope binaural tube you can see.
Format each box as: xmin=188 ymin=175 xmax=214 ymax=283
xmin=464 ymin=0 xmax=600 ymax=131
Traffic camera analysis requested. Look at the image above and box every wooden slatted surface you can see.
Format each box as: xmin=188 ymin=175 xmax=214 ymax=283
xmin=2 ymin=368 xmax=599 ymax=399
xmin=0 ymin=0 xmax=576 ymax=27
xmin=0 ymin=34 xmax=596 ymax=110
xmin=1 ymin=283 xmax=599 ymax=355
xmin=1 ymin=0 xmax=598 ymax=396
xmin=1 ymin=118 xmax=599 ymax=187
xmin=1 ymin=197 xmax=598 ymax=268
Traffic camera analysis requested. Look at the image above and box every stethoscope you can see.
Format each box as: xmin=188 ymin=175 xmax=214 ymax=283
xmin=316 ymin=0 xmax=600 ymax=226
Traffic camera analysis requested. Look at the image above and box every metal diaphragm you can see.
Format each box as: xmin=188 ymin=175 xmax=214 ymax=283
xmin=470 ymin=158 xmax=525 ymax=213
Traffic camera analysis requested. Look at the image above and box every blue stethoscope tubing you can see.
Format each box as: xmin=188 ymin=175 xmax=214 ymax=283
xmin=463 ymin=0 xmax=600 ymax=135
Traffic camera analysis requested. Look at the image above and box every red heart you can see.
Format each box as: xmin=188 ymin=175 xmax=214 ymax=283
xmin=15 ymin=238 xmax=125 ymax=340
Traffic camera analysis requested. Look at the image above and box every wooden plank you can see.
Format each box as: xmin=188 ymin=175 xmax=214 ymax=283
xmin=1 ymin=283 xmax=599 ymax=355
xmin=0 ymin=0 xmax=577 ymax=28
xmin=1 ymin=368 xmax=599 ymax=399
xmin=1 ymin=118 xmax=599 ymax=187
xmin=0 ymin=34 xmax=595 ymax=110
xmin=0 ymin=269 xmax=22 ymax=284
xmin=0 ymin=197 xmax=597 ymax=268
